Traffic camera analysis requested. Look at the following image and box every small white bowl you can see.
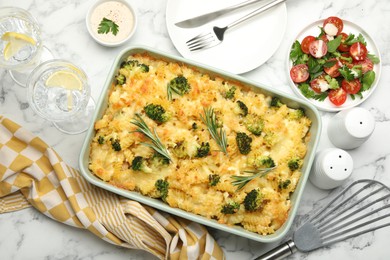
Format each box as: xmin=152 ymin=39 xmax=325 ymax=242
xmin=86 ymin=0 xmax=137 ymax=47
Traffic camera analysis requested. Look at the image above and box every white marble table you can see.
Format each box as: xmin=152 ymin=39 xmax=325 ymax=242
xmin=1 ymin=0 xmax=389 ymax=259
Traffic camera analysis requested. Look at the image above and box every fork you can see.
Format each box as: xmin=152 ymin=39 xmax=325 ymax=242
xmin=186 ymin=0 xmax=286 ymax=51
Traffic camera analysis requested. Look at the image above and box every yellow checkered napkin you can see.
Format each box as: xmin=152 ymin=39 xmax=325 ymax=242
xmin=0 ymin=116 xmax=224 ymax=260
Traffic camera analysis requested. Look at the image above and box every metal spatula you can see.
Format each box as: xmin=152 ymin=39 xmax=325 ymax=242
xmin=255 ymin=179 xmax=390 ymax=260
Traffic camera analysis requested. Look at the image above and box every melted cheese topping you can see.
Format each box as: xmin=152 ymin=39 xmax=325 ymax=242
xmin=89 ymin=53 xmax=312 ymax=235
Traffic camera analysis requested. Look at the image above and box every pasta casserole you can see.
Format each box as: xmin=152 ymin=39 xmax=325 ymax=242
xmin=89 ymin=53 xmax=312 ymax=235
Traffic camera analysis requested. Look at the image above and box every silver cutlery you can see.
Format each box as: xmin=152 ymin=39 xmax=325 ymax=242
xmin=186 ymin=0 xmax=286 ymax=52
xmin=255 ymin=179 xmax=390 ymax=260
xmin=175 ymin=0 xmax=264 ymax=28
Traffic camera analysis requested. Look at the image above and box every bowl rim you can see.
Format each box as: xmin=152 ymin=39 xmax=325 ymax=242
xmin=85 ymin=0 xmax=138 ymax=47
xmin=79 ymin=45 xmax=322 ymax=243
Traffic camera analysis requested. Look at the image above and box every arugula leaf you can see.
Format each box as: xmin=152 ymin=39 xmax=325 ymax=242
xmin=339 ymin=66 xmax=355 ymax=81
xmin=298 ymin=83 xmax=328 ymax=101
xmin=367 ymin=54 xmax=380 ymax=64
xmin=362 ymin=71 xmax=375 ymax=91
xmin=327 ymin=35 xmax=342 ymax=53
xmin=323 ymin=60 xmax=337 ymax=68
xmin=98 ymin=17 xmax=119 ymax=36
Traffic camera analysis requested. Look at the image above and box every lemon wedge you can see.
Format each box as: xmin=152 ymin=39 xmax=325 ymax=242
xmin=45 ymin=70 xmax=83 ymax=91
xmin=1 ymin=32 xmax=36 ymax=61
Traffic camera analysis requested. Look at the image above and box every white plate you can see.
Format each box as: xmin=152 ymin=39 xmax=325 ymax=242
xmin=166 ymin=0 xmax=287 ymax=74
xmin=287 ymin=19 xmax=382 ymax=112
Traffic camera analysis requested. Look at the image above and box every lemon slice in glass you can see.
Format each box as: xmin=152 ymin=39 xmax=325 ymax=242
xmin=46 ymin=70 xmax=83 ymax=111
xmin=45 ymin=70 xmax=83 ymax=90
xmin=1 ymin=32 xmax=36 ymax=61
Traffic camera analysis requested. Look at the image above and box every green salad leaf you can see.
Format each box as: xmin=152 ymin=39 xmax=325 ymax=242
xmin=327 ymin=35 xmax=342 ymax=53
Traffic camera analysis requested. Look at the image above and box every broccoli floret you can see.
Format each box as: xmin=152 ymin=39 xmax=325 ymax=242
xmin=236 ymin=100 xmax=248 ymax=117
xmin=116 ymin=74 xmax=126 ymax=85
xmin=138 ymin=63 xmax=149 ymax=72
xmin=131 ymin=156 xmax=152 ymax=173
xmin=270 ymin=97 xmax=284 ymax=108
xmin=244 ymin=189 xmax=263 ymax=212
xmin=144 ymin=104 xmax=170 ymax=124
xmin=208 ymin=174 xmax=220 ymax=186
xmin=279 ymin=179 xmax=291 ymax=189
xmin=110 ymin=138 xmax=121 ymax=151
xmin=196 ymin=142 xmax=210 ymax=158
xmin=155 ymin=179 xmax=169 ymax=202
xmin=121 ymin=60 xmax=138 ymax=69
xmin=151 ymin=153 xmax=170 ymax=167
xmin=259 ymin=156 xmax=275 ymax=168
xmin=287 ymin=108 xmax=305 ymax=120
xmin=121 ymin=60 xmax=149 ymax=73
xmin=248 ymin=155 xmax=276 ymax=169
xmin=172 ymin=141 xmax=188 ymax=159
xmin=225 ymin=86 xmax=236 ymax=99
xmin=168 ymin=76 xmax=191 ymax=97
xmin=244 ymin=115 xmax=264 ymax=136
xmin=236 ymin=132 xmax=252 ymax=155
xmin=264 ymin=132 xmax=279 ymax=147
xmin=221 ymin=202 xmax=240 ymax=214
xmin=98 ymin=136 xmax=105 ymax=144
xmin=288 ymin=158 xmax=301 ymax=171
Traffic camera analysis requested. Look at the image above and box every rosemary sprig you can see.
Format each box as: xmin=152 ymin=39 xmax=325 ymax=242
xmin=231 ymin=167 xmax=276 ymax=190
xmin=200 ymin=107 xmax=228 ymax=155
xmin=130 ymin=113 xmax=172 ymax=162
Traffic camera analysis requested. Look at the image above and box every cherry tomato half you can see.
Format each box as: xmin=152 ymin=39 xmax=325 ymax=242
xmin=301 ymin=36 xmax=316 ymax=54
xmin=323 ymin=16 xmax=344 ymax=36
xmin=329 ymin=88 xmax=347 ymax=106
xmin=324 ymin=58 xmax=341 ymax=78
xmin=350 ymin=42 xmax=368 ymax=61
xmin=341 ymin=79 xmax=361 ymax=94
xmin=353 ymin=58 xmax=373 ymax=74
xmin=319 ymin=34 xmax=330 ymax=43
xmin=310 ymin=75 xmax=328 ymax=93
xmin=309 ymin=40 xmax=328 ymax=58
xmin=338 ymin=32 xmax=350 ymax=52
xmin=290 ymin=64 xmax=309 ymax=83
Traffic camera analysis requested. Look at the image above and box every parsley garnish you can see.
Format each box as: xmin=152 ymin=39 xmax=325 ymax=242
xmin=307 ymin=57 xmax=323 ymax=80
xmin=98 ymin=17 xmax=119 ymax=36
xmin=338 ymin=66 xmax=355 ymax=81
xmin=290 ymin=40 xmax=309 ymax=65
xmin=344 ymin=33 xmax=366 ymax=46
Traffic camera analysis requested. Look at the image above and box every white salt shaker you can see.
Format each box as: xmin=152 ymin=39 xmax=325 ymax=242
xmin=309 ymin=148 xmax=353 ymax=190
xmin=328 ymin=107 xmax=375 ymax=150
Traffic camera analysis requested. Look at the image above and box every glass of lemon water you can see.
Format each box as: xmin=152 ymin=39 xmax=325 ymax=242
xmin=0 ymin=7 xmax=52 ymax=86
xmin=27 ymin=60 xmax=95 ymax=134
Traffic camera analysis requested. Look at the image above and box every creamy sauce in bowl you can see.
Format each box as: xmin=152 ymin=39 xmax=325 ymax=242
xmin=88 ymin=0 xmax=136 ymax=46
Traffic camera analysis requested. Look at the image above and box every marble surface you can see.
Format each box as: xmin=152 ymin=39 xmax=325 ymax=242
xmin=1 ymin=0 xmax=390 ymax=259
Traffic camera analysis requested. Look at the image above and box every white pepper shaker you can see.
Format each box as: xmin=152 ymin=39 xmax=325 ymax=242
xmin=328 ymin=107 xmax=375 ymax=150
xmin=309 ymin=148 xmax=353 ymax=190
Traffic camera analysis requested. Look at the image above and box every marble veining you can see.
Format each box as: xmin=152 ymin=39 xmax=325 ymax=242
xmin=1 ymin=0 xmax=390 ymax=259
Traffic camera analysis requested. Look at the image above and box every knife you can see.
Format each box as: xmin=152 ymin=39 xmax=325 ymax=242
xmin=175 ymin=0 xmax=265 ymax=28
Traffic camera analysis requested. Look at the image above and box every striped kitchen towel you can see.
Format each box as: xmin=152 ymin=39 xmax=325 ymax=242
xmin=0 ymin=116 xmax=224 ymax=260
